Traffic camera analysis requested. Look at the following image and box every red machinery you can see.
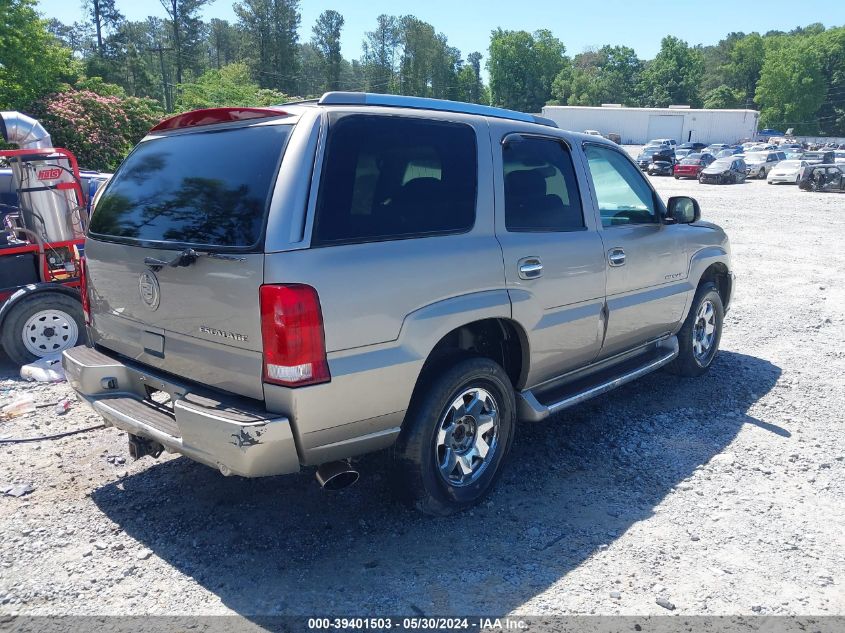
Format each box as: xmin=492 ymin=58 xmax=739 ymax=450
xmin=1 ymin=112 xmax=91 ymax=366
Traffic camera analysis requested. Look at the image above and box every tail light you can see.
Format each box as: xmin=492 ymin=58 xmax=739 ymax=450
xmin=260 ymin=284 xmax=330 ymax=387
xmin=79 ymin=256 xmax=91 ymax=325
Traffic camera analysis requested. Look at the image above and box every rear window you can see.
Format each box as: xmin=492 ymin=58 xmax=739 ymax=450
xmin=89 ymin=125 xmax=289 ymax=248
xmin=312 ymin=114 xmax=477 ymax=246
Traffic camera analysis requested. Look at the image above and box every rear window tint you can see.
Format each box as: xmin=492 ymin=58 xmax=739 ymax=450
xmin=89 ymin=125 xmax=289 ymax=248
xmin=312 ymin=114 xmax=477 ymax=245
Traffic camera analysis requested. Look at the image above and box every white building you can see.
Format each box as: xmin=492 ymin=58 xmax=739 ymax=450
xmin=540 ymin=105 xmax=760 ymax=145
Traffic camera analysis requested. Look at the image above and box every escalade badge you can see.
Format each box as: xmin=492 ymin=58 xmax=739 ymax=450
xmin=138 ymin=271 xmax=161 ymax=311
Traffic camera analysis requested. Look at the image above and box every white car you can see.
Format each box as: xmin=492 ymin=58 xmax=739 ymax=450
xmin=835 ymin=151 xmax=845 ymax=165
xmin=767 ymin=160 xmax=808 ymax=184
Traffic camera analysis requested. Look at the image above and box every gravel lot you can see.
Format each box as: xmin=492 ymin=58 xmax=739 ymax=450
xmin=1 ymin=150 xmax=844 ymax=619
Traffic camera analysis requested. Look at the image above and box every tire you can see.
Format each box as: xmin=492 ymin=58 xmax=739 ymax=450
xmin=0 ymin=292 xmax=85 ymax=367
xmin=392 ymin=356 xmax=516 ymax=516
xmin=759 ymin=168 xmax=766 ymax=180
xmin=666 ymin=282 xmax=724 ymax=377
xmin=674 ymin=175 xmax=680 ymax=180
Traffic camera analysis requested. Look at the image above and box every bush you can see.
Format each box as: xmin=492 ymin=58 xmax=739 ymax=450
xmin=29 ymin=88 xmax=163 ymax=172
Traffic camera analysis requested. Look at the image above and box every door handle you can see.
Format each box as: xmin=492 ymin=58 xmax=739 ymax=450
xmin=518 ymin=257 xmax=543 ymax=279
xmin=608 ymin=248 xmax=626 ymax=267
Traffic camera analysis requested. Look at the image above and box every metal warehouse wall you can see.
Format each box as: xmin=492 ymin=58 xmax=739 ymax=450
xmin=540 ymin=106 xmax=760 ymax=145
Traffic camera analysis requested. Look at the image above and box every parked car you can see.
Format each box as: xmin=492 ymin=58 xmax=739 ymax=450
xmin=675 ymin=142 xmax=706 ymax=159
xmin=767 ymin=160 xmax=808 ymax=184
xmin=803 ymin=150 xmax=836 ymax=165
xmin=716 ymin=148 xmax=742 ymax=159
xmin=758 ymin=128 xmax=785 ymax=139
xmin=646 ymin=138 xmax=676 ymax=148
xmin=647 ymin=159 xmax=675 ymax=176
xmin=798 ymin=164 xmax=845 ymax=192
xmin=584 ymin=130 xmax=603 ymax=136
xmin=745 ymin=151 xmax=785 ymax=179
xmin=700 ymin=157 xmax=747 ymax=184
xmin=62 ymin=93 xmax=734 ymax=515
xmin=673 ymin=153 xmax=715 ymax=179
xmin=636 ymin=146 xmax=674 ymax=170
xmin=834 ymin=151 xmax=845 ymax=165
xmin=784 ymin=150 xmax=804 ymax=160
xmin=606 ymin=132 xmax=622 ymax=145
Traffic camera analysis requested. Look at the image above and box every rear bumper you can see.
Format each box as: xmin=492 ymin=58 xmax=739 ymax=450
xmin=62 ymin=346 xmax=300 ymax=477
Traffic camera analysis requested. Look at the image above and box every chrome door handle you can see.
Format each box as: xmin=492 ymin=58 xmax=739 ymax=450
xmin=518 ymin=257 xmax=543 ymax=279
xmin=608 ymin=248 xmax=626 ymax=267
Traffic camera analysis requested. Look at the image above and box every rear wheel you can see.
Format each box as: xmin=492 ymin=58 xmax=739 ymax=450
xmin=0 ymin=293 xmax=85 ymax=366
xmin=392 ymin=357 xmax=516 ymax=516
xmin=666 ymin=282 xmax=723 ymax=377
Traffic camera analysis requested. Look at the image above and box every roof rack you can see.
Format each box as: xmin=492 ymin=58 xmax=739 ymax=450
xmin=317 ymin=92 xmax=558 ymax=128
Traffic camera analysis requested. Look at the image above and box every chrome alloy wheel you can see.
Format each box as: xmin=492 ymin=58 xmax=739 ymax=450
xmin=21 ymin=309 xmax=79 ymax=357
xmin=435 ymin=387 xmax=500 ymax=487
xmin=692 ymin=299 xmax=717 ymax=362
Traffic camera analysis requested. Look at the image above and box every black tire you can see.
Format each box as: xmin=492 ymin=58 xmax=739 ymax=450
xmin=0 ymin=293 xmax=85 ymax=367
xmin=666 ymin=282 xmax=724 ymax=377
xmin=674 ymin=175 xmax=680 ymax=180
xmin=392 ymin=356 xmax=516 ymax=516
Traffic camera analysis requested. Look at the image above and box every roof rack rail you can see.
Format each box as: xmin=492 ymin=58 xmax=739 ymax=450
xmin=318 ymin=92 xmax=558 ymax=128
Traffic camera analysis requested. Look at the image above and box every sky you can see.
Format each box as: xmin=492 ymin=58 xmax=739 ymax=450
xmin=36 ymin=0 xmax=845 ymax=67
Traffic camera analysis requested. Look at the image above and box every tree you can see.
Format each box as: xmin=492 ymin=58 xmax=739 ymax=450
xmin=816 ymin=27 xmax=845 ymax=136
xmin=639 ymin=36 xmax=704 ymax=107
xmin=488 ymin=29 xmax=566 ymax=112
xmin=755 ymin=35 xmax=827 ymax=134
xmin=235 ymin=0 xmax=300 ymax=94
xmin=554 ymin=45 xmax=641 ymax=106
xmin=703 ymin=84 xmax=742 ymax=109
xmin=84 ymin=0 xmax=123 ymax=56
xmin=362 ymin=15 xmax=400 ymax=93
xmin=724 ymin=33 xmax=764 ymax=105
xmin=456 ymin=52 xmax=484 ymax=103
xmin=159 ymin=0 xmax=210 ymax=86
xmin=208 ymin=19 xmax=242 ymax=70
xmin=177 ymin=62 xmax=285 ymax=109
xmin=0 ymin=0 xmax=78 ymax=111
xmin=312 ymin=10 xmax=344 ymax=91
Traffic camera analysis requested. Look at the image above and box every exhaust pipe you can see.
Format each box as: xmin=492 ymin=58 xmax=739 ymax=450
xmin=0 ymin=111 xmax=53 ymax=150
xmin=316 ymin=460 xmax=359 ymax=491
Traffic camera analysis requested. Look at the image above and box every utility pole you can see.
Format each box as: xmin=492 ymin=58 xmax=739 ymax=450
xmin=149 ymin=44 xmax=173 ymax=112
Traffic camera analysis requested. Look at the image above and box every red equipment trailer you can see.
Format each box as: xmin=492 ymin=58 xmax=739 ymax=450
xmin=1 ymin=117 xmax=91 ymax=366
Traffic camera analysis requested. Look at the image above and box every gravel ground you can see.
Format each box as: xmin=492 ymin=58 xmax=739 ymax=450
xmin=1 ymin=150 xmax=844 ymax=618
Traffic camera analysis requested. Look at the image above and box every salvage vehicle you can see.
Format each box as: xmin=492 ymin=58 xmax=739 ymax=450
xmin=675 ymin=142 xmax=707 ymax=160
xmin=647 ymin=158 xmax=675 ymax=176
xmin=767 ymin=160 xmax=808 ymax=184
xmin=744 ymin=151 xmax=785 ymax=179
xmin=673 ymin=153 xmax=715 ymax=179
xmin=63 ymin=93 xmax=734 ymax=515
xmin=0 ymin=112 xmax=107 ymax=366
xmin=798 ymin=164 xmax=845 ymax=192
xmin=802 ymin=150 xmax=836 ymax=166
xmin=700 ymin=157 xmax=747 ymax=184
xmin=636 ymin=146 xmax=674 ymax=170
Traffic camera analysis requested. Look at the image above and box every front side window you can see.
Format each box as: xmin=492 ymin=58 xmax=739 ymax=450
xmin=502 ymin=136 xmax=584 ymax=232
xmin=312 ymin=114 xmax=477 ymax=245
xmin=583 ymin=144 xmax=657 ymax=227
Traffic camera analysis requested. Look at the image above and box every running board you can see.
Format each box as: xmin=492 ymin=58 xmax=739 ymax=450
xmin=516 ymin=337 xmax=679 ymax=422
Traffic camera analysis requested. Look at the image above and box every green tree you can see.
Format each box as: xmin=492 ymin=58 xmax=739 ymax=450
xmin=0 ymin=0 xmax=78 ymax=111
xmin=555 ymin=45 xmax=641 ymax=106
xmin=724 ymin=33 xmax=764 ymax=105
xmin=703 ymin=84 xmax=742 ymax=109
xmin=176 ymin=62 xmax=285 ymax=109
xmin=816 ymin=27 xmax=845 ymax=136
xmin=362 ymin=15 xmax=400 ymax=93
xmin=311 ymin=10 xmax=344 ymax=91
xmin=159 ymin=0 xmax=210 ymax=86
xmin=235 ymin=0 xmax=301 ymax=94
xmin=488 ymin=28 xmax=567 ymax=112
xmin=84 ymin=0 xmax=123 ymax=56
xmin=639 ymin=36 xmax=703 ymax=107
xmin=755 ymin=35 xmax=827 ymax=134
xmin=456 ymin=51 xmax=484 ymax=103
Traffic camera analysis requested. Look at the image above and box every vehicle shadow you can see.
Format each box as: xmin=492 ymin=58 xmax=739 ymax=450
xmin=91 ymin=351 xmax=781 ymax=617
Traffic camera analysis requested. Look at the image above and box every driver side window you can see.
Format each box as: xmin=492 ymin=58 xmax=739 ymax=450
xmin=583 ymin=144 xmax=657 ymax=228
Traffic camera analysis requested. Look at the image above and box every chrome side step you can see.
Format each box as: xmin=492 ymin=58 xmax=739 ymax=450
xmin=517 ymin=337 xmax=679 ymax=422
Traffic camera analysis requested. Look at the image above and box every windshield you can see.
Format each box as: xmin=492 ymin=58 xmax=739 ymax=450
xmin=778 ymin=161 xmax=801 ymax=169
xmin=89 ymin=125 xmax=290 ymax=248
xmin=710 ymin=159 xmax=733 ymax=169
xmin=804 ymin=152 xmax=824 ymax=160
xmin=681 ymin=157 xmax=701 ymax=165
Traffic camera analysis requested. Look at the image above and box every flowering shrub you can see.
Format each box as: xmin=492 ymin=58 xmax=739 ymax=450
xmin=29 ymin=88 xmax=163 ymax=171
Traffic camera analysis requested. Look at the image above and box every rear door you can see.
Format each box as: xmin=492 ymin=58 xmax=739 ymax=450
xmin=491 ymin=123 xmax=607 ymax=386
xmin=85 ymin=119 xmax=299 ymax=400
xmin=581 ymin=142 xmax=689 ymax=359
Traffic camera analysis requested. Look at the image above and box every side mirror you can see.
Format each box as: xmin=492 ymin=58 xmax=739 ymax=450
xmin=666 ymin=196 xmax=701 ymax=224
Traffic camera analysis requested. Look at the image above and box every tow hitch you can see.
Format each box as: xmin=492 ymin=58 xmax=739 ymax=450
xmin=127 ymin=434 xmax=164 ymax=460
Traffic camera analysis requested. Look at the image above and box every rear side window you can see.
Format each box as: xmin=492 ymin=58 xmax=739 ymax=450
xmin=502 ymin=136 xmax=584 ymax=232
xmin=89 ymin=125 xmax=289 ymax=248
xmin=312 ymin=115 xmax=477 ymax=245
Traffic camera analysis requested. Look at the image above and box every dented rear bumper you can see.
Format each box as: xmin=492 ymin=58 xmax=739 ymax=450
xmin=62 ymin=346 xmax=300 ymax=477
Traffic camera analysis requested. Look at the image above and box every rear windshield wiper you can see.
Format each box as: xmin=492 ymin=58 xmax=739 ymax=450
xmin=144 ymin=249 xmax=245 ymax=271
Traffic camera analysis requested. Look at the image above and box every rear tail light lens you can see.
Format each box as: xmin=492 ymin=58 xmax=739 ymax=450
xmin=79 ymin=256 xmax=91 ymax=325
xmin=260 ymin=284 xmax=330 ymax=387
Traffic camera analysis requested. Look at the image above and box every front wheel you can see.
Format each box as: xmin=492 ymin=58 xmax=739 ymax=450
xmin=666 ymin=282 xmax=724 ymax=377
xmin=0 ymin=292 xmax=85 ymax=366
xmin=392 ymin=357 xmax=516 ymax=516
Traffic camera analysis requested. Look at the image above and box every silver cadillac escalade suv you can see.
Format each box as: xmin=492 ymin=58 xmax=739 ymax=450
xmin=64 ymin=93 xmax=734 ymax=515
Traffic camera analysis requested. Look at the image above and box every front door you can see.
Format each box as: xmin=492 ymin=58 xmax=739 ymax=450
xmin=581 ymin=143 xmax=690 ymax=359
xmin=492 ymin=125 xmax=607 ymax=387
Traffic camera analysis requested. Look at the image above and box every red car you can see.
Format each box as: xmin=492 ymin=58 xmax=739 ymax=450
xmin=674 ymin=153 xmax=716 ymax=179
